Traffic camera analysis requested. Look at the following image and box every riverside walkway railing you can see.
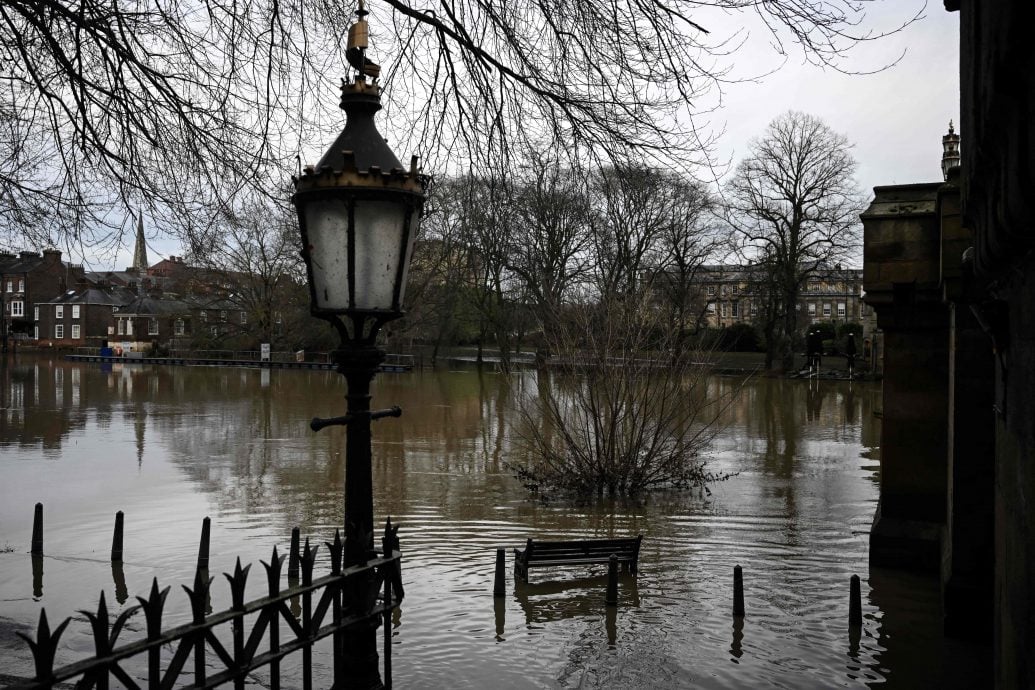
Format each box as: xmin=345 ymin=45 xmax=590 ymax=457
xmin=9 ymin=520 xmax=404 ymax=690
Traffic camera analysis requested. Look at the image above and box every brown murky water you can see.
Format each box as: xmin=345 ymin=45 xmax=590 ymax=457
xmin=0 ymin=355 xmax=988 ymax=687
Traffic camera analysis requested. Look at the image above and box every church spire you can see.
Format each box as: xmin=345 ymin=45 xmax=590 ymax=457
xmin=132 ymin=212 xmax=149 ymax=273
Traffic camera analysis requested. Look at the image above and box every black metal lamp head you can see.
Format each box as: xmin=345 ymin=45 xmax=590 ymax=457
xmin=291 ymin=10 xmax=426 ymax=345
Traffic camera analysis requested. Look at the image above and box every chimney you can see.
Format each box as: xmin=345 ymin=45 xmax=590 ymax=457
xmin=42 ymin=249 xmax=61 ymax=263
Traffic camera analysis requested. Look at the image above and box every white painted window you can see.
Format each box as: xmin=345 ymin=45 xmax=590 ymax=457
xmin=707 ymin=302 xmax=716 ymax=313
xmin=71 ymin=324 xmax=80 ymax=339
xmin=72 ymin=305 xmax=80 ymax=319
xmin=55 ymin=324 xmax=64 ymax=339
xmin=220 ymin=310 xmax=227 ymax=320
xmin=731 ymin=301 xmax=739 ymax=318
xmin=34 ymin=305 xmax=39 ymax=320
xmin=34 ymin=326 xmax=38 ymax=340
xmin=240 ymin=311 xmax=247 ymax=324
xmin=148 ymin=318 xmax=159 ymax=335
xmin=126 ymin=319 xmax=134 ymax=335
xmin=5 ymin=280 xmax=11 ymax=292
xmin=200 ymin=310 xmax=207 ymax=322
xmin=211 ymin=325 xmax=218 ymax=337
xmin=837 ymin=303 xmax=846 ymax=318
xmin=55 ymin=305 xmax=63 ymax=319
xmin=808 ymin=303 xmax=817 ymax=316
xmin=707 ymin=285 xmax=715 ymax=296
xmin=10 ymin=301 xmax=23 ymax=317
xmin=17 ymin=279 xmax=24 ymax=292
xmin=823 ymin=303 xmax=831 ymax=317
xmin=117 ymin=319 xmax=125 ymax=335
xmin=175 ymin=319 xmax=185 ymax=336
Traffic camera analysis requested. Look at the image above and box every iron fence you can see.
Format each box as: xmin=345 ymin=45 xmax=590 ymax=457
xmin=7 ymin=521 xmax=404 ymax=690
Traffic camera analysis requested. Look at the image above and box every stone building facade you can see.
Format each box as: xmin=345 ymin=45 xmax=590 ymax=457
xmin=0 ymin=250 xmax=83 ymax=350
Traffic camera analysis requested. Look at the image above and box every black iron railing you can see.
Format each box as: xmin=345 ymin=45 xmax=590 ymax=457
xmin=8 ymin=522 xmax=404 ymax=690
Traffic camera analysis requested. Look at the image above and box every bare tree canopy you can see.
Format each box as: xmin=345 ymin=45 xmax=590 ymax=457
xmin=0 ymin=0 xmax=917 ymax=254
xmin=724 ymin=110 xmax=865 ymax=371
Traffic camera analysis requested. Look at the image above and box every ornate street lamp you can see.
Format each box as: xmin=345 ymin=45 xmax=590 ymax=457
xmin=291 ymin=2 xmax=425 ymax=686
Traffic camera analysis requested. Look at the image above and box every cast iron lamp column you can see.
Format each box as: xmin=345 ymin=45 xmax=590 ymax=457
xmin=291 ymin=4 xmax=425 ymax=686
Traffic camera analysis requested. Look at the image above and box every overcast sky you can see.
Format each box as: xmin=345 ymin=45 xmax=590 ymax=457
xmin=119 ymin=1 xmax=959 ymax=271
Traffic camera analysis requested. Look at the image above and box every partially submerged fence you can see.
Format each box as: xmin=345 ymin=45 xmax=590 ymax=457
xmin=9 ymin=520 xmax=404 ymax=689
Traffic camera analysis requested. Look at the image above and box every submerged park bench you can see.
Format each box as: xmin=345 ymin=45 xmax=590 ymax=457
xmin=513 ymin=535 xmax=643 ymax=582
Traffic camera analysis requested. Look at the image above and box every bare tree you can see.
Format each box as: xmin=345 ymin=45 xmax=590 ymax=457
xmin=510 ymin=293 xmax=737 ymax=497
xmin=0 ymin=1 xmax=919 ymax=254
xmin=184 ymin=197 xmax=309 ymax=349
xmin=724 ymin=111 xmax=865 ymax=372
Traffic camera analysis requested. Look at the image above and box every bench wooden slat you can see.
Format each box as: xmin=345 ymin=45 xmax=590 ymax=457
xmin=513 ymin=535 xmax=642 ymax=582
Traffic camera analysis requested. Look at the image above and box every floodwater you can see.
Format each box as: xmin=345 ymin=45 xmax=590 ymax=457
xmin=0 ymin=355 xmax=988 ymax=687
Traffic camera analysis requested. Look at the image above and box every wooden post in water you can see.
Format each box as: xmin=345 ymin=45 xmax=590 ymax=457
xmin=605 ymin=554 xmax=619 ymax=606
xmin=111 ymin=510 xmax=124 ymax=561
xmin=733 ymin=565 xmax=745 ymax=617
xmin=493 ymin=548 xmax=506 ymax=597
xmin=288 ymin=526 xmax=301 ymax=580
xmin=197 ymin=517 xmax=211 ymax=571
xmin=31 ymin=502 xmax=43 ymax=554
xmin=849 ymin=574 xmax=863 ymax=627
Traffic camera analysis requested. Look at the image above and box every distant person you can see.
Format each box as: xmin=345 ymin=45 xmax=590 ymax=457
xmin=845 ymin=333 xmax=857 ymax=378
xmin=806 ymin=329 xmax=823 ymax=372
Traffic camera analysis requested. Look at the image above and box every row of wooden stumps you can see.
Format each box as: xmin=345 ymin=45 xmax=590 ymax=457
xmin=29 ymin=504 xmax=311 ymax=595
xmin=733 ymin=564 xmax=863 ymax=626
xmin=489 ymin=551 xmax=864 ymax=627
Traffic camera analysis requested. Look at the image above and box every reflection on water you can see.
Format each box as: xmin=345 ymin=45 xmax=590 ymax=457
xmin=0 ymin=355 xmax=987 ymax=687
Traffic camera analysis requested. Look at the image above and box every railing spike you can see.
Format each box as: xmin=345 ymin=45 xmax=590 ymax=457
xmin=16 ymin=608 xmax=71 ymax=682
xmin=225 ymin=557 xmax=252 ymax=610
xmin=262 ymin=546 xmax=284 ymax=596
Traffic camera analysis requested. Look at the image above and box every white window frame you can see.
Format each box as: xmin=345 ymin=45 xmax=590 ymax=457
xmin=17 ymin=279 xmax=24 ymax=292
xmin=5 ymin=280 xmax=11 ymax=292
xmin=808 ymin=303 xmax=817 ymax=316
xmin=55 ymin=305 xmax=63 ymax=319
xmin=837 ymin=302 xmax=846 ymax=318
xmin=706 ymin=285 xmax=715 ymax=296
xmin=731 ymin=301 xmax=739 ymax=318
xmin=174 ymin=319 xmax=185 ymax=336
xmin=126 ymin=319 xmax=134 ymax=336
xmin=117 ymin=319 xmax=125 ymax=335
xmin=34 ymin=305 xmax=39 ymax=321
xmin=148 ymin=318 xmax=159 ymax=335
xmin=34 ymin=326 xmax=38 ymax=340
xmin=55 ymin=324 xmax=64 ymax=339
xmin=10 ymin=301 xmax=23 ymax=317
xmin=71 ymin=324 xmax=81 ymax=339
xmin=211 ymin=325 xmax=218 ymax=337
xmin=220 ymin=310 xmax=227 ymax=320
xmin=72 ymin=305 xmax=80 ymax=319
xmin=823 ymin=303 xmax=831 ymax=318
xmin=240 ymin=311 xmax=247 ymax=324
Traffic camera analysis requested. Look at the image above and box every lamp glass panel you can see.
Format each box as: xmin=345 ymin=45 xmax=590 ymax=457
xmin=353 ymin=200 xmax=408 ymax=311
xmin=396 ymin=212 xmax=420 ymax=307
xmin=304 ymin=198 xmax=352 ymax=310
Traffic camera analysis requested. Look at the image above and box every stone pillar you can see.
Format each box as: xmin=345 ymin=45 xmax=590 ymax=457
xmin=862 ymin=183 xmax=950 ymax=572
xmin=939 ymin=174 xmax=994 ymax=640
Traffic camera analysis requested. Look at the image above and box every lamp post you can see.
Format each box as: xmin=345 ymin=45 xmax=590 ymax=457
xmin=291 ymin=3 xmax=425 ymax=686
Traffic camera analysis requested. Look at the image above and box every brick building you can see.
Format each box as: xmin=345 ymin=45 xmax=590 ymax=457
xmin=0 ymin=249 xmax=83 ymax=350
xmin=36 ymin=287 xmax=138 ymax=348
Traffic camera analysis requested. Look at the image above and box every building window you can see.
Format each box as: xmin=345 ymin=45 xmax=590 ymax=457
xmin=823 ymin=303 xmax=831 ymax=318
xmin=34 ymin=326 xmax=38 ymax=340
xmin=72 ymin=305 xmax=80 ymax=319
xmin=112 ymin=306 xmax=119 ymax=313
xmin=240 ymin=311 xmax=247 ymax=324
xmin=71 ymin=324 xmax=81 ymax=339
xmin=211 ymin=325 xmax=218 ymax=337
xmin=808 ymin=303 xmax=817 ymax=317
xmin=55 ymin=305 xmax=63 ymax=319
xmin=126 ymin=319 xmax=134 ymax=336
xmin=149 ymin=318 xmax=159 ymax=335
xmin=707 ymin=302 xmax=716 ymax=313
xmin=720 ymin=302 xmax=728 ymax=317
xmin=200 ymin=310 xmax=207 ymax=322
xmin=750 ymin=302 xmax=757 ymax=315
xmin=10 ymin=301 xmax=23 ymax=317
xmin=34 ymin=305 xmax=39 ymax=320
xmin=837 ymin=302 xmax=846 ymax=318
xmin=5 ymin=280 xmax=11 ymax=292
xmin=175 ymin=319 xmax=185 ymax=336
xmin=117 ymin=319 xmax=125 ymax=335
xmin=731 ymin=301 xmax=739 ymax=318
xmin=707 ymin=285 xmax=715 ymax=296
xmin=731 ymin=285 xmax=738 ymax=295
xmin=17 ymin=279 xmax=24 ymax=292
xmin=55 ymin=324 xmax=64 ymax=339
xmin=220 ymin=310 xmax=227 ymax=320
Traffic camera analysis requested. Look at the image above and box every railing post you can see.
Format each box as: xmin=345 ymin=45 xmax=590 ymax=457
xmin=197 ymin=516 xmax=211 ymax=571
xmin=111 ymin=511 xmax=124 ymax=562
xmin=733 ymin=565 xmax=745 ymax=617
xmin=31 ymin=502 xmax=43 ymax=554
xmin=493 ymin=548 xmax=506 ymax=597
xmin=288 ymin=526 xmax=301 ymax=580
xmin=605 ymin=554 xmax=619 ymax=606
xmin=849 ymin=574 xmax=863 ymax=627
